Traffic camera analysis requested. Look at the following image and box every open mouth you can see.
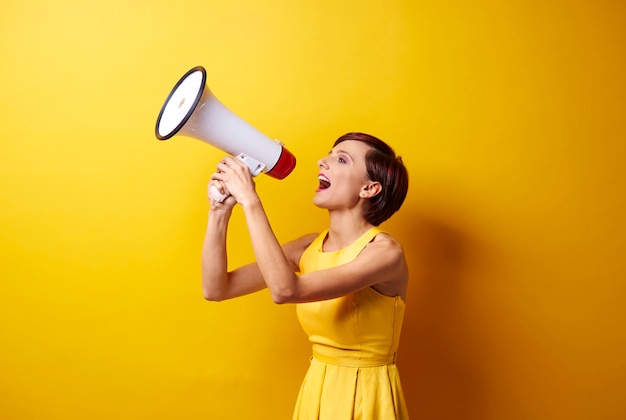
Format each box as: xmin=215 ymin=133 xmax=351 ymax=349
xmin=318 ymin=174 xmax=331 ymax=190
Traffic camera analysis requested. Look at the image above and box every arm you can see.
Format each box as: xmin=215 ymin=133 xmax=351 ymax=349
xmin=212 ymin=157 xmax=408 ymax=304
xmin=201 ymin=202 xmax=267 ymax=301
xmin=201 ymin=171 xmax=315 ymax=302
xmin=293 ymin=234 xmax=409 ymax=302
xmin=243 ymin=202 xmax=407 ymax=303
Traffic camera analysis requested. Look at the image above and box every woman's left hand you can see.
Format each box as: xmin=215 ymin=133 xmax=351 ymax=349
xmin=211 ymin=156 xmax=258 ymax=206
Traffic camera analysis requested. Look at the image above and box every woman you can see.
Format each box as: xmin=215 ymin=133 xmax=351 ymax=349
xmin=202 ymin=132 xmax=410 ymax=419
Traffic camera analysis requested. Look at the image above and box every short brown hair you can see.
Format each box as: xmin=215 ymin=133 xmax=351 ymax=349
xmin=334 ymin=132 xmax=409 ymax=226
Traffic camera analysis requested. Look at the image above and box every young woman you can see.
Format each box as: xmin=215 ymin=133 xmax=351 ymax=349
xmin=202 ymin=132 xmax=410 ymax=419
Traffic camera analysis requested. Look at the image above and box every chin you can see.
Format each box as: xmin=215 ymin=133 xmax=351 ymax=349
xmin=312 ymin=193 xmax=327 ymax=209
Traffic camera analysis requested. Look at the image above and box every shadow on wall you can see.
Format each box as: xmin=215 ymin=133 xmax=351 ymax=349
xmin=396 ymin=211 xmax=500 ymax=420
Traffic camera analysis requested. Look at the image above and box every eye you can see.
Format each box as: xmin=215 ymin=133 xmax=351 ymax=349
xmin=338 ymin=156 xmax=346 ymax=164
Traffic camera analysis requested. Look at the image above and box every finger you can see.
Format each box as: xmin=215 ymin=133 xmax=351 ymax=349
xmin=216 ymin=160 xmax=229 ymax=173
xmin=210 ymin=172 xmax=225 ymax=182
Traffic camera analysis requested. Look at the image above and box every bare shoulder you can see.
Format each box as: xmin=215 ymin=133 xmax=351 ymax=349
xmin=366 ymin=232 xmax=408 ymax=298
xmin=369 ymin=232 xmax=405 ymax=257
xmin=357 ymin=232 xmax=407 ymax=273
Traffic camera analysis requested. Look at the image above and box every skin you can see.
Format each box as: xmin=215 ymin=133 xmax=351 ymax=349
xmin=201 ymin=140 xmax=408 ymax=304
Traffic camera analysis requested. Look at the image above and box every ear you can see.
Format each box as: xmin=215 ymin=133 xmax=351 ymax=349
xmin=359 ymin=181 xmax=382 ymax=199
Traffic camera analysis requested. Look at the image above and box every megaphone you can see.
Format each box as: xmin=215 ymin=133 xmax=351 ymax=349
xmin=155 ymin=66 xmax=296 ymax=201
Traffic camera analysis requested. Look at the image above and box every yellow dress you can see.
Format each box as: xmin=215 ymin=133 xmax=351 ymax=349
xmin=293 ymin=227 xmax=409 ymax=420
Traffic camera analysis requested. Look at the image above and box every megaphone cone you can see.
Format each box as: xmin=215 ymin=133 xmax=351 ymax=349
xmin=155 ymin=66 xmax=296 ymax=180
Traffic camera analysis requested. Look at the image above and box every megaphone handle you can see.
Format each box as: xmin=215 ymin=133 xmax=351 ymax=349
xmin=236 ymin=153 xmax=265 ymax=176
xmin=209 ymin=184 xmax=230 ymax=203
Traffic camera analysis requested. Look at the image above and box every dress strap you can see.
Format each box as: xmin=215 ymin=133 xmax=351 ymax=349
xmin=338 ymin=226 xmax=383 ymax=261
xmin=308 ymin=230 xmax=328 ymax=252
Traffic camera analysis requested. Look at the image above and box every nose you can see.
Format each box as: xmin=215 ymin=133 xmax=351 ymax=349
xmin=317 ymin=156 xmax=329 ymax=169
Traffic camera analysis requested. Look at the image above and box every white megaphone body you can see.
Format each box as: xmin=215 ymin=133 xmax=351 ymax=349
xmin=155 ymin=66 xmax=296 ymax=201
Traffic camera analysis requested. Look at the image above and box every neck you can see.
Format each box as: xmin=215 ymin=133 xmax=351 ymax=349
xmin=324 ymin=210 xmax=375 ymax=252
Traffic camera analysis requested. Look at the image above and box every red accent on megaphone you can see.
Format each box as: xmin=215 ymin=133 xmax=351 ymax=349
xmin=266 ymin=147 xmax=296 ymax=180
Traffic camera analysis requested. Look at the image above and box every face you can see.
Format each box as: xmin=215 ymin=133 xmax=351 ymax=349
xmin=314 ymin=140 xmax=378 ymax=210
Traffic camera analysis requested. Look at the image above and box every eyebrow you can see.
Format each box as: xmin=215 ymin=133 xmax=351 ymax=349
xmin=330 ymin=149 xmax=354 ymax=159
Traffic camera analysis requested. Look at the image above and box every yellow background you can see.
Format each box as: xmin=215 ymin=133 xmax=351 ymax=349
xmin=1 ymin=1 xmax=625 ymax=419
